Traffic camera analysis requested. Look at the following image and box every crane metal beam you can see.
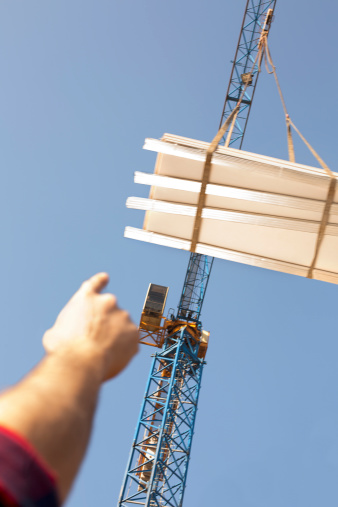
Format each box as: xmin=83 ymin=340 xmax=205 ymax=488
xmin=177 ymin=253 xmax=214 ymax=322
xmin=219 ymin=0 xmax=276 ymax=148
xmin=119 ymin=2 xmax=277 ymax=505
xmin=118 ymin=326 xmax=203 ymax=507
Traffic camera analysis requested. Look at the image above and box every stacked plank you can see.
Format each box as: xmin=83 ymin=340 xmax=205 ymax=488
xmin=125 ymin=134 xmax=338 ymax=284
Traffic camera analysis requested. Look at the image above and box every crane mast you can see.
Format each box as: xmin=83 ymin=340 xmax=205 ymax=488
xmin=118 ymin=2 xmax=277 ymax=506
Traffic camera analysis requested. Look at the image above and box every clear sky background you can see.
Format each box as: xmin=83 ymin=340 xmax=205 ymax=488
xmin=0 ymin=1 xmax=338 ymax=506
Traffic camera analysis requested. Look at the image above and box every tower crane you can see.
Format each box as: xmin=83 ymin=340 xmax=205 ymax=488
xmin=118 ymin=1 xmax=277 ymax=506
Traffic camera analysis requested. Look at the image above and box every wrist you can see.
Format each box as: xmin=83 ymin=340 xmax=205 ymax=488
xmin=44 ymin=341 xmax=107 ymax=385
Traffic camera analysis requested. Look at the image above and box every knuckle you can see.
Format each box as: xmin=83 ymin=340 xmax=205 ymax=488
xmin=130 ymin=325 xmax=139 ymax=341
xmin=81 ymin=280 xmax=91 ymax=292
xmin=43 ymin=328 xmax=52 ymax=341
xmin=42 ymin=332 xmax=48 ymax=348
xmin=121 ymin=309 xmax=130 ymax=321
xmin=103 ymin=293 xmax=117 ymax=308
xmin=134 ymin=333 xmax=140 ymax=347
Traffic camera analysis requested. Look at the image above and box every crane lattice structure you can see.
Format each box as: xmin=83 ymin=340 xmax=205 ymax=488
xmin=118 ymin=1 xmax=277 ymax=506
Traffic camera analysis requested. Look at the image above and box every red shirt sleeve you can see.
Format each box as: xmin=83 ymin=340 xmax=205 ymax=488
xmin=0 ymin=426 xmax=59 ymax=507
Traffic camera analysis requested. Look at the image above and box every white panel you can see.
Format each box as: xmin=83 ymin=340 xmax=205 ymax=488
xmin=155 ymin=150 xmax=331 ymax=201
xmin=199 ymin=218 xmax=316 ymax=266
xmin=144 ymin=137 xmax=336 ymax=186
xmin=145 ymin=211 xmax=194 ymax=241
xmin=126 ymin=197 xmax=338 ymax=237
xmin=125 ymin=134 xmax=338 ymax=285
xmin=315 ymin=235 xmax=338 ymax=272
xmin=134 ymin=171 xmax=338 ymax=222
xmin=156 ymin=153 xmax=205 ymax=181
xmin=152 ymin=187 xmax=199 ymax=206
xmin=124 ymin=227 xmax=338 ymax=284
xmin=124 ymin=227 xmax=191 ymax=250
xmin=155 ymin=134 xmax=333 ymax=178
xmin=204 ymin=195 xmax=323 ymax=222
xmin=195 ymin=243 xmax=309 ymax=278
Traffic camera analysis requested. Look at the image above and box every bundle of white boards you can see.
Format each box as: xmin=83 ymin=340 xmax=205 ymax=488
xmin=125 ymin=134 xmax=338 ymax=284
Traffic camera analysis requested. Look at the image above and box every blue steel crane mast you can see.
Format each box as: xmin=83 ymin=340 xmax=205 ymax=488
xmin=118 ymin=2 xmax=277 ymax=506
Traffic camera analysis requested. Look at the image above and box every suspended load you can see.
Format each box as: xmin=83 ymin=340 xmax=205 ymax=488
xmin=125 ymin=134 xmax=338 ymax=284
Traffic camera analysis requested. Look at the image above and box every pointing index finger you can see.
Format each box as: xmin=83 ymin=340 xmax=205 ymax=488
xmin=86 ymin=272 xmax=110 ymax=293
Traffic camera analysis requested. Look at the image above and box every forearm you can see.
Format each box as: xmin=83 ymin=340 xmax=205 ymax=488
xmin=0 ymin=273 xmax=139 ymax=504
xmin=0 ymin=349 xmax=102 ymax=502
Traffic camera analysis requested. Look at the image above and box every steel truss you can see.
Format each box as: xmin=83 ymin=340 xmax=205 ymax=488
xmin=119 ymin=1 xmax=277 ymax=505
xmin=177 ymin=254 xmax=214 ymax=322
xmin=219 ymin=0 xmax=277 ymax=148
xmin=118 ymin=327 xmax=204 ymax=507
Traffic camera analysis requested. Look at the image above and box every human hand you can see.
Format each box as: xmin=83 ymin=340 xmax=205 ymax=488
xmin=43 ymin=273 xmax=139 ymax=381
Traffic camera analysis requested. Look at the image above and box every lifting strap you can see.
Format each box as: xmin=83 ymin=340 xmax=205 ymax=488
xmin=262 ymin=35 xmax=337 ymax=279
xmin=190 ymin=104 xmax=240 ymax=253
xmin=192 ymin=32 xmax=337 ymax=280
xmin=261 ymin=35 xmax=296 ymax=163
xmin=224 ymin=108 xmax=239 ymax=148
xmin=286 ymin=116 xmax=295 ymax=163
xmin=191 ymin=44 xmax=264 ymax=252
xmin=308 ymin=178 xmax=336 ymax=279
xmin=290 ymin=118 xmax=337 ymax=279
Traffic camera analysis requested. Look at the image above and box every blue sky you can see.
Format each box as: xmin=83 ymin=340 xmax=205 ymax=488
xmin=1 ymin=1 xmax=338 ymax=506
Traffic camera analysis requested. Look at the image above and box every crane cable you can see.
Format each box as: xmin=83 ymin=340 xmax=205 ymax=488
xmin=261 ymin=33 xmax=337 ymax=279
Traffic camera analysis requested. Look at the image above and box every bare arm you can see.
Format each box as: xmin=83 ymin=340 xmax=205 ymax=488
xmin=0 ymin=273 xmax=139 ymax=503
